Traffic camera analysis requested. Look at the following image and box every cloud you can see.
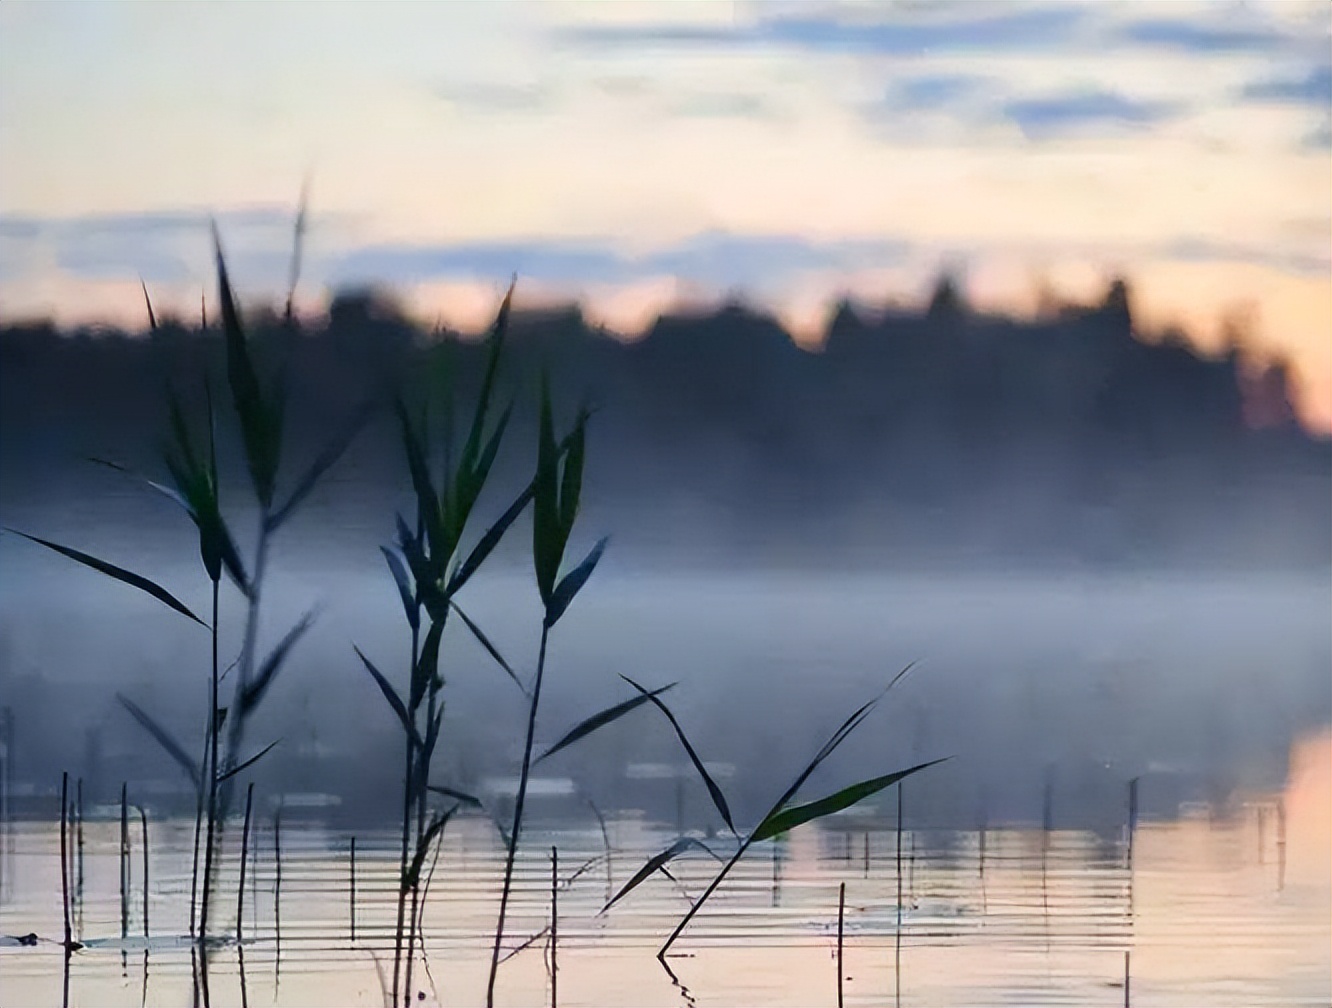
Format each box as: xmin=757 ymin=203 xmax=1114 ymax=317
xmin=886 ymin=72 xmax=992 ymax=112
xmin=328 ymin=232 xmax=911 ymax=291
xmin=1115 ymin=17 xmax=1291 ymax=54
xmin=1002 ymin=89 xmax=1181 ymax=139
xmin=0 ymin=206 xmax=311 ymax=285
xmin=669 ymin=91 xmax=788 ymax=121
xmin=559 ymin=3 xmax=1091 ymax=56
xmin=1241 ymin=64 xmax=1332 ymax=107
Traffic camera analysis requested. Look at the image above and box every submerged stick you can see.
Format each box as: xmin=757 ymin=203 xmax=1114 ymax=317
xmin=550 ymin=846 xmax=559 ymax=1008
xmin=837 ymin=881 xmax=846 ymax=1008
xmin=237 ymin=783 xmax=254 ymax=946
xmin=138 ymin=805 xmax=150 ymax=938
xmin=121 ymin=782 xmax=130 ymax=942
xmin=76 ymin=778 xmax=85 ymax=940
xmin=894 ymin=782 xmax=903 ymax=1008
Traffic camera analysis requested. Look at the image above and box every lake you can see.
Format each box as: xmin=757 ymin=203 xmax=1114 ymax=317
xmin=1 ymin=730 xmax=1327 ymax=1007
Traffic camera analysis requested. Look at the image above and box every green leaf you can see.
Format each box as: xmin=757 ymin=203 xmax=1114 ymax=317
xmin=7 ymin=529 xmax=207 ymax=627
xmin=395 ymin=399 xmax=443 ymax=564
xmin=214 ymin=223 xmax=280 ymax=507
xmin=449 ymin=600 xmax=525 ymax=694
xmin=217 ymin=740 xmax=282 ymax=784
xmin=411 ymin=620 xmax=445 ymax=713
xmin=558 ymin=413 xmax=586 ymax=540
xmin=240 ymin=610 xmax=318 ymax=716
xmin=444 ymin=480 xmax=534 ymax=598
xmin=458 ymin=301 xmax=509 ymax=493
xmin=354 ymin=646 xmax=421 ymax=748
xmin=544 ymin=536 xmax=608 ymax=628
xmin=532 ymin=372 xmax=562 ymax=604
xmin=620 ymin=674 xmax=735 ymax=834
xmin=751 ymin=759 xmax=947 ymax=842
xmin=380 ymin=546 xmax=419 ymax=631
xmin=537 ymin=682 xmax=675 ymax=763
xmin=601 ymin=837 xmax=718 ymax=914
xmin=414 ymin=705 xmax=446 ymax=800
xmin=117 ymin=695 xmax=199 ymax=792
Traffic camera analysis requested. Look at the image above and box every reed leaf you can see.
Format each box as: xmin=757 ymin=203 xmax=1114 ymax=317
xmin=7 ymin=529 xmax=206 ymax=627
xmin=217 ymin=740 xmax=282 ymax=784
xmin=140 ymin=279 xmax=158 ymax=331
xmin=269 ymin=402 xmax=371 ymax=531
xmin=601 ymin=837 xmax=718 ymax=914
xmin=544 ymin=536 xmax=608 ymax=628
xmin=532 ymin=373 xmax=562 ymax=604
xmin=620 ymin=674 xmax=735 ymax=834
xmin=411 ymin=620 xmax=445 ymax=713
xmin=240 ymin=609 xmax=318 ymax=716
xmin=751 ymin=759 xmax=948 ymax=842
xmin=449 ymin=600 xmax=524 ymax=693
xmin=380 ymin=546 xmax=419 ymax=631
xmin=117 ymin=695 xmax=200 ymax=791
xmin=444 ymin=480 xmax=534 ymax=598
xmin=355 ymin=646 xmax=421 ymax=748
xmin=214 ymin=223 xmax=280 ymax=508
xmin=537 ymin=682 xmax=675 ymax=763
xmin=403 ymin=807 xmax=457 ymax=891
xmin=395 ymin=399 xmax=443 ymax=564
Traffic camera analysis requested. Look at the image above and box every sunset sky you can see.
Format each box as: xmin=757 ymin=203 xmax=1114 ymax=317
xmin=2 ymin=0 xmax=1329 ymax=426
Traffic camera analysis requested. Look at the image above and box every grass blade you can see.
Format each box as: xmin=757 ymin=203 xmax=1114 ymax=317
xmin=269 ymin=402 xmax=371 ymax=530
xmin=751 ymin=759 xmax=948 ymax=842
xmin=404 ymin=807 xmax=457 ymax=890
xmin=89 ymin=458 xmax=191 ymax=515
xmin=620 ymin=674 xmax=735 ymax=834
xmin=381 ymin=546 xmax=419 ymax=631
xmin=117 ymin=695 xmax=200 ymax=792
xmin=140 ymin=279 xmax=158 ymax=331
xmin=394 ymin=399 xmax=443 ymax=562
xmin=411 ymin=620 xmax=444 ymax=713
xmin=217 ymin=740 xmax=282 ymax=784
xmin=544 ymin=536 xmax=608 ymax=628
xmin=444 ymin=480 xmax=534 ymax=597
xmin=7 ymin=529 xmax=206 ymax=627
xmin=355 ymin=646 xmax=421 ymax=748
xmin=450 ymin=600 xmax=524 ymax=694
xmin=537 ymin=683 xmax=675 ymax=764
xmin=601 ymin=837 xmax=718 ymax=914
xmin=240 ymin=609 xmax=318 ymax=715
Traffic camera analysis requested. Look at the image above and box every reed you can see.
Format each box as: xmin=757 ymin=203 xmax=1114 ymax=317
xmin=8 ymin=201 xmax=363 ymax=1002
xmin=237 ymin=783 xmax=254 ymax=947
xmin=355 ymin=285 xmax=529 ymax=1007
xmin=349 ymin=837 xmax=357 ymax=943
xmin=136 ymin=804 xmax=150 ymax=939
xmin=550 ymin=845 xmax=559 ymax=1008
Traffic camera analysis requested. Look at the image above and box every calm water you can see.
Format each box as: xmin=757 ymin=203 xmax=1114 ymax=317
xmin=2 ymin=731 xmax=1328 ymax=1007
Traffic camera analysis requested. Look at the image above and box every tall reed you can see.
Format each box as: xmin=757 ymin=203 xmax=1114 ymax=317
xmin=356 ymin=287 xmax=530 ymax=1006
xmin=7 ymin=203 xmax=362 ymax=1003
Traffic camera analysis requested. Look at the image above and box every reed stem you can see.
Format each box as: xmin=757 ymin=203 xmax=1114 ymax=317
xmin=836 ymin=881 xmax=846 ymax=1008
xmin=487 ymin=623 xmax=550 ymax=1008
xmin=237 ymin=783 xmax=254 ymax=947
xmin=60 ymin=771 xmax=71 ymax=1008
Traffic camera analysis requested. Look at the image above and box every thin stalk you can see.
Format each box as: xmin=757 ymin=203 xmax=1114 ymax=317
xmin=273 ymin=805 xmax=283 ymax=960
xmin=138 ymin=805 xmax=150 ymax=938
xmin=189 ymin=675 xmax=210 ymax=942
xmin=198 ymin=581 xmax=220 ymax=1008
xmin=237 ymin=783 xmax=254 ymax=947
xmin=392 ymin=619 xmax=421 ymax=1007
xmin=486 ymin=624 xmax=550 ymax=1008
xmin=349 ymin=837 xmax=357 ymax=943
xmin=60 ymin=772 xmax=71 ymax=1008
xmin=837 ymin=881 xmax=845 ymax=1008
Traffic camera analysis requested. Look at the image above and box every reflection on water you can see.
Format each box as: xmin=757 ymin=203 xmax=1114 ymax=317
xmin=1 ymin=731 xmax=1327 ymax=1007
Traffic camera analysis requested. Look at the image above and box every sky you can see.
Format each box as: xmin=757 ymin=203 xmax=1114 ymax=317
xmin=1 ymin=0 xmax=1329 ymax=427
